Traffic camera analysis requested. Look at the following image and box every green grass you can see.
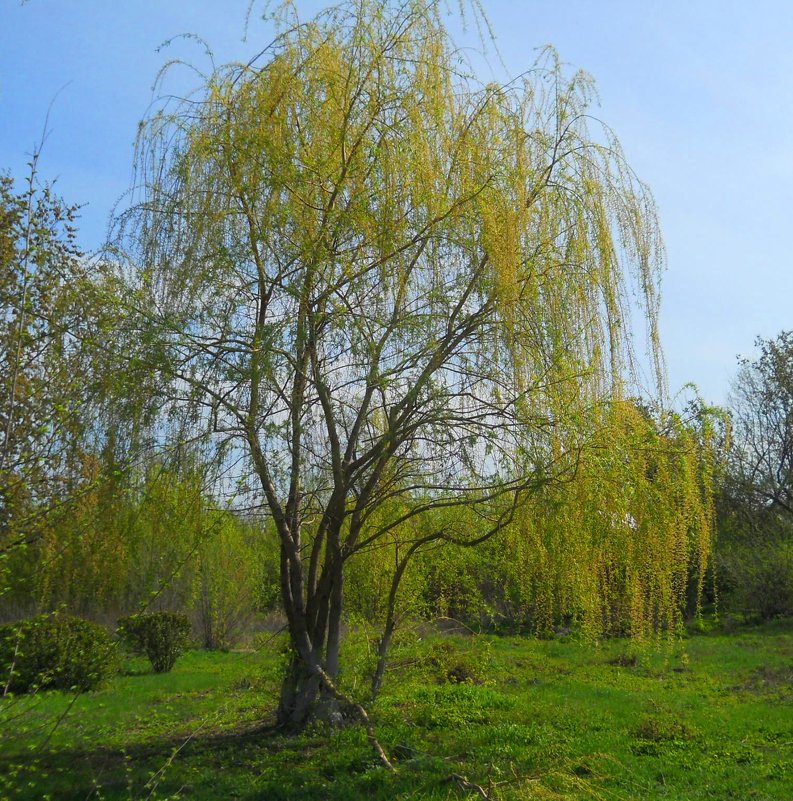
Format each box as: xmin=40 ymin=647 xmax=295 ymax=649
xmin=2 ymin=620 xmax=793 ymax=799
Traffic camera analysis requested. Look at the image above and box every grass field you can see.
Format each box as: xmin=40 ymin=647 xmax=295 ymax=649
xmin=1 ymin=619 xmax=792 ymax=800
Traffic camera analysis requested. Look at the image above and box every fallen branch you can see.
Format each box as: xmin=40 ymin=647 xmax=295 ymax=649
xmin=443 ymin=773 xmax=490 ymax=799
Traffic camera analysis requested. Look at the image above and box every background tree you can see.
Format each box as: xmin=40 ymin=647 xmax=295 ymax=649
xmin=0 ymin=154 xmax=168 ymax=617
xmin=0 ymin=160 xmax=100 ymax=590
xmin=114 ymin=0 xmax=694 ymax=733
xmin=726 ymin=332 xmax=793 ymax=524
xmin=719 ymin=331 xmax=793 ymax=619
xmin=0 ymin=162 xmax=246 ymax=623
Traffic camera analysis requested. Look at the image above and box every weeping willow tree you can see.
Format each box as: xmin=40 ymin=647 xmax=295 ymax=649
xmin=498 ymin=399 xmax=717 ymax=639
xmin=113 ymin=0 xmax=699 ymax=735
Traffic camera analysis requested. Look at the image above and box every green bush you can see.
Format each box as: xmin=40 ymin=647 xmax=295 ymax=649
xmin=117 ymin=611 xmax=191 ymax=673
xmin=0 ymin=614 xmax=117 ymax=693
xmin=719 ymin=540 xmax=793 ymax=620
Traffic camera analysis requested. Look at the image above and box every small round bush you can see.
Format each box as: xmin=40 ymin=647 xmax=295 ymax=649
xmin=0 ymin=614 xmax=118 ymax=693
xmin=117 ymin=611 xmax=191 ymax=673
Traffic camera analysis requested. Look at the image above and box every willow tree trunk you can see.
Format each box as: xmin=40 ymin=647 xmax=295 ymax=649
xmin=277 ymin=653 xmax=325 ymax=729
xmin=275 ymin=534 xmax=345 ymax=730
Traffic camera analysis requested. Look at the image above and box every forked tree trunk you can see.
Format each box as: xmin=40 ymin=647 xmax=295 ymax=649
xmin=275 ymin=539 xmax=345 ymax=729
xmin=276 ymin=652 xmax=324 ymax=729
xmin=276 ymin=630 xmax=345 ymax=729
xmin=276 ymin=634 xmax=395 ymax=771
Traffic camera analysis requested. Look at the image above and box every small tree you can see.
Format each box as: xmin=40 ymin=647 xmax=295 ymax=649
xmin=114 ymin=0 xmax=693 ymax=738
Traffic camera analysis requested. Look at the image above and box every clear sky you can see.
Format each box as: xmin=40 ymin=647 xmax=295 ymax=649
xmin=2 ymin=0 xmax=792 ymax=405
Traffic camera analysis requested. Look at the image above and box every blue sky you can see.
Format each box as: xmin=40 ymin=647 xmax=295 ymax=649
xmin=2 ymin=0 xmax=792 ymax=405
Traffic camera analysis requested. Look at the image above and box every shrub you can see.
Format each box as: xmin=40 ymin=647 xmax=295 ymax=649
xmin=719 ymin=540 xmax=793 ymax=620
xmin=423 ymin=640 xmax=486 ymax=685
xmin=117 ymin=611 xmax=191 ymax=673
xmin=0 ymin=614 xmax=117 ymax=693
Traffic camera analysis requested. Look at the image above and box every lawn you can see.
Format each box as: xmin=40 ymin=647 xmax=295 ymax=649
xmin=1 ymin=620 xmax=792 ymax=800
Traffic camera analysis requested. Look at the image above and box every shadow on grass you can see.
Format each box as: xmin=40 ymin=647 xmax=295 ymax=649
xmin=687 ymin=614 xmax=793 ymax=638
xmin=120 ymin=666 xmax=153 ymax=678
xmin=0 ymin=721 xmax=449 ymax=801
